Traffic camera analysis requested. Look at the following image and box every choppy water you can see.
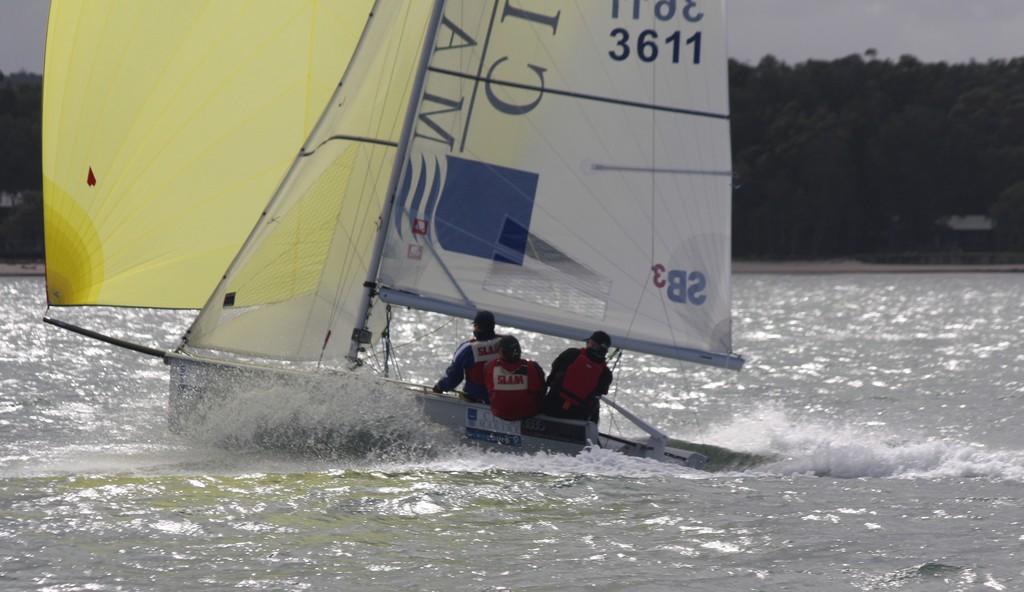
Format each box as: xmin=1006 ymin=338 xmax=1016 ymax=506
xmin=2 ymin=274 xmax=1022 ymax=591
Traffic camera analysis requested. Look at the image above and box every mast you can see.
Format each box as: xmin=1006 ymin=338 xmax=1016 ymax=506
xmin=347 ymin=0 xmax=448 ymax=361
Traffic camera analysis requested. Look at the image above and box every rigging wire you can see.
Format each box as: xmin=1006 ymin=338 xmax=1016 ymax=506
xmin=360 ymin=305 xmax=404 ymax=379
xmin=602 ymin=347 xmax=625 ymax=439
xmin=359 ymin=311 xmax=459 ymax=384
xmin=390 ymin=314 xmax=457 ymax=351
xmin=316 ymin=5 xmax=429 ymax=369
xmin=382 ymin=304 xmax=398 ymax=379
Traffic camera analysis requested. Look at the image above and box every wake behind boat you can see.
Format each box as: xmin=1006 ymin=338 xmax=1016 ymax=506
xmin=41 ymin=1 xmax=744 ymax=470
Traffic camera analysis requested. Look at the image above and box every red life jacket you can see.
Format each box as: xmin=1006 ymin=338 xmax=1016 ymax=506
xmin=466 ymin=336 xmax=502 ymax=386
xmin=486 ymin=359 xmax=544 ymax=420
xmin=553 ymin=351 xmax=605 ymax=411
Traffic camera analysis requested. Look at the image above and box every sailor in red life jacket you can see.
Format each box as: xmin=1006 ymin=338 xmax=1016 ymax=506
xmin=432 ymin=310 xmax=502 ymax=403
xmin=484 ymin=335 xmax=546 ymax=420
xmin=543 ymin=331 xmax=614 ymax=423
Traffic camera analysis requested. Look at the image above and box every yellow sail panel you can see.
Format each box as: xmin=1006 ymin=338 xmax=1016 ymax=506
xmin=42 ymin=0 xmax=374 ymax=308
xmin=188 ymin=142 xmax=399 ymax=358
xmin=227 ymin=145 xmax=360 ymax=308
xmin=186 ymin=2 xmax=433 ymax=363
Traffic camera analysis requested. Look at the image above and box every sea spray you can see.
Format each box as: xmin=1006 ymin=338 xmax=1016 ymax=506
xmin=180 ymin=365 xmax=456 ymax=463
xmin=705 ymin=402 xmax=1024 ymax=480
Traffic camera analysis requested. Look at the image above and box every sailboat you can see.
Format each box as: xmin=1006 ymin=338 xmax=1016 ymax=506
xmin=42 ymin=1 xmax=743 ymax=470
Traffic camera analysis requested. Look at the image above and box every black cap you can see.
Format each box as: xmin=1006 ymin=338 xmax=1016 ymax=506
xmin=473 ymin=310 xmax=495 ymax=332
xmin=499 ymin=335 xmax=521 ymax=362
xmin=587 ymin=330 xmax=611 ymax=352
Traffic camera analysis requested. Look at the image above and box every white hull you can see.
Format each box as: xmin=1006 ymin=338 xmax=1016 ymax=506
xmin=165 ymin=352 xmax=707 ymax=470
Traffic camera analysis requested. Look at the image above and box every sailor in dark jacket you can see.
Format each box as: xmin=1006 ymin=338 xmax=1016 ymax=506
xmin=432 ymin=310 xmax=502 ymax=403
xmin=543 ymin=330 xmax=613 ymax=423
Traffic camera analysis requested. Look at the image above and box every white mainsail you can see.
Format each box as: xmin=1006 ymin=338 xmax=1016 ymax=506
xmin=375 ymin=1 xmax=739 ymax=368
xmin=182 ymin=0 xmax=740 ymax=371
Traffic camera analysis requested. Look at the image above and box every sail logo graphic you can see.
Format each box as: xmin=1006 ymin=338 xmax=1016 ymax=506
xmin=396 ymin=154 xmax=538 ymax=265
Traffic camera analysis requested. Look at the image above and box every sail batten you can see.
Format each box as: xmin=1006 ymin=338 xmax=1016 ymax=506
xmin=302 ymin=135 xmax=400 ymax=155
xmin=590 ymin=164 xmax=733 ymax=176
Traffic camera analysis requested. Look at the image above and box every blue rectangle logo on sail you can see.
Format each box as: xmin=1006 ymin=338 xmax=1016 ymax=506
xmin=433 ymin=155 xmax=538 ymax=264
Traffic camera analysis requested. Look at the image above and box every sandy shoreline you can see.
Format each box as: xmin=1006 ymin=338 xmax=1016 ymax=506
xmin=5 ymin=260 xmax=1024 ymax=277
xmin=0 ymin=262 xmax=45 ymax=276
xmin=731 ymin=260 xmax=1024 ymax=274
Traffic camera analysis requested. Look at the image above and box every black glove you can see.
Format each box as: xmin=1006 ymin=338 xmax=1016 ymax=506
xmin=432 ymin=383 xmax=443 ymax=394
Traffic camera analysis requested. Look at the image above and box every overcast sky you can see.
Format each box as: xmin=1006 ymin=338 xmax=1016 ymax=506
xmin=1 ymin=0 xmax=1022 ymax=75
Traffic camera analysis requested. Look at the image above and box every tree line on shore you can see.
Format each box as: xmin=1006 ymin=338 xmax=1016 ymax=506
xmin=0 ymin=72 xmax=41 ymax=259
xmin=730 ymin=52 xmax=1024 ymax=260
xmin=2 ymin=52 xmax=1023 ymax=261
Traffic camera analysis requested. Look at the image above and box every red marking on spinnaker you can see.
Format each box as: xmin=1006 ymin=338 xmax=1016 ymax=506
xmin=87 ymin=167 xmax=97 ymax=186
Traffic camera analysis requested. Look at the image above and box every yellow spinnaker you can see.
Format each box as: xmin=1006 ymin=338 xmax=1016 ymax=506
xmin=42 ymin=0 xmax=374 ymax=308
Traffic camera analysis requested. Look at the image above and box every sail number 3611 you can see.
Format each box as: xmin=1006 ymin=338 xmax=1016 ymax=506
xmin=610 ymin=0 xmax=704 ymax=64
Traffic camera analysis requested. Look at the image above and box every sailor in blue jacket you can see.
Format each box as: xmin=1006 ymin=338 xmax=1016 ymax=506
xmin=432 ymin=310 xmax=502 ymax=403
